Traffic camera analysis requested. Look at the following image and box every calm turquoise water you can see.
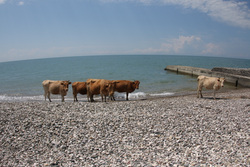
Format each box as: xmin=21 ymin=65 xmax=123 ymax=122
xmin=0 ymin=55 xmax=249 ymax=101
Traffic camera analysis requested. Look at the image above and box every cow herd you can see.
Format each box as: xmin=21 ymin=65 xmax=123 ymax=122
xmin=42 ymin=75 xmax=225 ymax=102
xmin=42 ymin=79 xmax=140 ymax=102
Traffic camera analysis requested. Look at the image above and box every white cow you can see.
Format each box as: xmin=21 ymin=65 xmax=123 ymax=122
xmin=197 ymin=76 xmax=225 ymax=99
xmin=42 ymin=80 xmax=71 ymax=102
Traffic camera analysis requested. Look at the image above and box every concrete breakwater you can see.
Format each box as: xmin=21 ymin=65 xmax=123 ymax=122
xmin=165 ymin=65 xmax=250 ymax=87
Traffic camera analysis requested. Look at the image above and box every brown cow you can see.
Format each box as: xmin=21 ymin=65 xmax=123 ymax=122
xmin=42 ymin=80 xmax=71 ymax=102
xmin=197 ymin=76 xmax=225 ymax=99
xmin=72 ymin=82 xmax=87 ymax=102
xmin=112 ymin=80 xmax=140 ymax=101
xmin=86 ymin=79 xmax=101 ymax=102
xmin=86 ymin=79 xmax=117 ymax=102
xmin=101 ymin=80 xmax=119 ymax=102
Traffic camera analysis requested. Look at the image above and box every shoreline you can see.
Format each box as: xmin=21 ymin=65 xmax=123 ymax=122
xmin=1 ymin=88 xmax=249 ymax=166
xmin=0 ymin=85 xmax=247 ymax=103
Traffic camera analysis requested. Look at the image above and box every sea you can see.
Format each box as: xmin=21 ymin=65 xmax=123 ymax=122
xmin=0 ymin=55 xmax=250 ymax=102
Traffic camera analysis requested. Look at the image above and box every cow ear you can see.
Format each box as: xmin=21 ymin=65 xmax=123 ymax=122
xmin=69 ymin=82 xmax=71 ymax=84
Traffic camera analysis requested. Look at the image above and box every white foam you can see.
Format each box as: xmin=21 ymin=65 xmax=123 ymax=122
xmin=0 ymin=94 xmax=44 ymax=102
xmin=128 ymin=92 xmax=147 ymax=99
xmin=149 ymin=92 xmax=174 ymax=97
xmin=0 ymin=91 xmax=175 ymax=102
xmin=114 ymin=92 xmax=146 ymax=99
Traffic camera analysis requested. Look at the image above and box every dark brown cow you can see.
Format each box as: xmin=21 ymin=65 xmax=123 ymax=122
xmin=112 ymin=80 xmax=140 ymax=101
xmin=42 ymin=80 xmax=71 ymax=102
xmin=72 ymin=82 xmax=87 ymax=102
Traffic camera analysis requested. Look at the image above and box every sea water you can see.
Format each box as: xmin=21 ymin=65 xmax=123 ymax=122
xmin=0 ymin=55 xmax=249 ymax=102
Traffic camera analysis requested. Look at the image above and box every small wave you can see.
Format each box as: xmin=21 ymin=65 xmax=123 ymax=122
xmin=0 ymin=94 xmax=44 ymax=102
xmin=149 ymin=92 xmax=174 ymax=97
xmin=129 ymin=92 xmax=147 ymax=99
xmin=0 ymin=91 xmax=175 ymax=102
xmin=114 ymin=92 xmax=146 ymax=100
xmin=114 ymin=91 xmax=174 ymax=99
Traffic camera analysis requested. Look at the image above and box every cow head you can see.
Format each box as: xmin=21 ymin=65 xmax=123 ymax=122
xmin=86 ymin=80 xmax=96 ymax=89
xmin=217 ymin=78 xmax=225 ymax=87
xmin=87 ymin=80 xmax=96 ymax=85
xmin=133 ymin=80 xmax=140 ymax=89
xmin=61 ymin=80 xmax=71 ymax=93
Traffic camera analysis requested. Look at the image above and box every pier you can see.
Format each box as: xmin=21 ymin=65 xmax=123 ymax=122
xmin=165 ymin=65 xmax=250 ymax=87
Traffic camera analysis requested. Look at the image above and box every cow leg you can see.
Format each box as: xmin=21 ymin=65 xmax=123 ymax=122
xmin=88 ymin=93 xmax=94 ymax=102
xmin=101 ymin=94 xmax=107 ymax=102
xmin=197 ymin=87 xmax=200 ymax=98
xmin=74 ymin=95 xmax=78 ymax=102
xmin=90 ymin=95 xmax=92 ymax=102
xmin=61 ymin=95 xmax=65 ymax=102
xmin=44 ymin=92 xmax=47 ymax=101
xmin=108 ymin=96 xmax=112 ymax=102
xmin=48 ymin=92 xmax=52 ymax=102
xmin=87 ymin=91 xmax=90 ymax=102
xmin=197 ymin=90 xmax=203 ymax=98
xmin=126 ymin=92 xmax=129 ymax=101
xmin=200 ymin=90 xmax=203 ymax=98
xmin=101 ymin=94 xmax=104 ymax=102
xmin=109 ymin=93 xmax=115 ymax=101
xmin=213 ymin=90 xmax=216 ymax=100
xmin=90 ymin=95 xmax=94 ymax=102
xmin=109 ymin=95 xmax=115 ymax=101
xmin=87 ymin=94 xmax=90 ymax=102
xmin=197 ymin=86 xmax=203 ymax=98
xmin=197 ymin=85 xmax=203 ymax=98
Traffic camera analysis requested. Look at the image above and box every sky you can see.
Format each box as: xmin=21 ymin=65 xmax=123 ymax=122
xmin=1 ymin=0 xmax=250 ymax=62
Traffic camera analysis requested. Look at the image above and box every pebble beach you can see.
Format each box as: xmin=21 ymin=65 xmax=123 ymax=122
xmin=0 ymin=89 xmax=249 ymax=166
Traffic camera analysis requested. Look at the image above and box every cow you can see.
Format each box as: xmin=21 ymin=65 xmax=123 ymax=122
xmin=102 ymin=80 xmax=119 ymax=102
xmin=86 ymin=79 xmax=101 ymax=102
xmin=86 ymin=79 xmax=118 ymax=102
xmin=42 ymin=80 xmax=71 ymax=102
xmin=72 ymin=82 xmax=87 ymax=102
xmin=111 ymin=80 xmax=140 ymax=101
xmin=197 ymin=76 xmax=225 ymax=99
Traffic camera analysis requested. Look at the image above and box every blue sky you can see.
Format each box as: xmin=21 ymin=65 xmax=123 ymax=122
xmin=1 ymin=0 xmax=250 ymax=62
